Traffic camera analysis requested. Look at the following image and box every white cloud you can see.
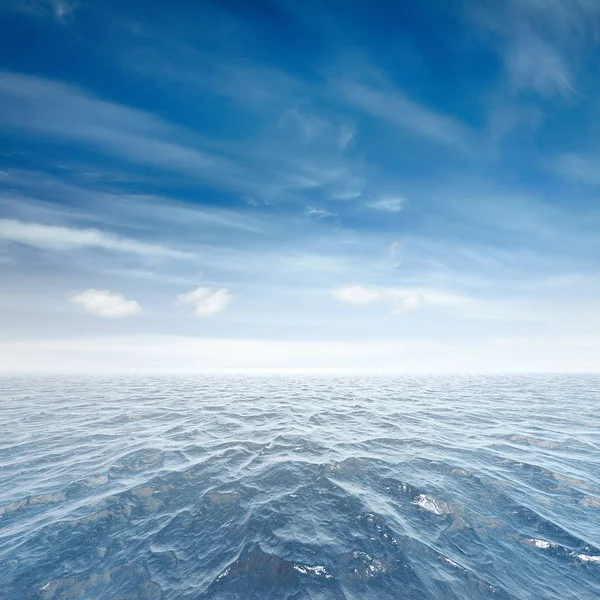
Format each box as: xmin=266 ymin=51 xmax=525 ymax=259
xmin=368 ymin=196 xmax=405 ymax=212
xmin=387 ymin=293 xmax=425 ymax=315
xmin=553 ymin=153 xmax=600 ymax=185
xmin=332 ymin=285 xmax=382 ymax=307
xmin=332 ymin=285 xmax=424 ymax=315
xmin=504 ymin=32 xmax=572 ymax=97
xmin=279 ymin=109 xmax=329 ymax=143
xmin=0 ymin=72 xmax=365 ymax=203
xmin=388 ymin=240 xmax=402 ymax=259
xmin=330 ymin=178 xmax=364 ymax=200
xmin=472 ymin=0 xmax=599 ymax=99
xmin=335 ymin=79 xmax=474 ymax=151
xmin=70 ymin=289 xmax=141 ymax=318
xmin=305 ymin=207 xmax=336 ymax=219
xmin=0 ymin=219 xmax=190 ymax=258
xmin=332 ymin=285 xmax=471 ymax=315
xmin=178 ymin=286 xmax=232 ymax=317
xmin=5 ymin=0 xmax=76 ymax=20
xmin=337 ymin=123 xmax=356 ymax=149
xmin=0 ymin=72 xmax=257 ymax=192
xmin=50 ymin=0 xmax=75 ymax=19
xmin=510 ymin=0 xmax=600 ymax=31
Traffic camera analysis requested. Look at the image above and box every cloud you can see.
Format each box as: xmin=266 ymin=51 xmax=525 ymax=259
xmin=335 ymin=80 xmax=473 ymax=151
xmin=388 ymin=294 xmax=425 ymax=315
xmin=305 ymin=207 xmax=336 ymax=219
xmin=178 ymin=286 xmax=232 ymax=316
xmin=332 ymin=285 xmax=424 ymax=315
xmin=332 ymin=285 xmax=382 ymax=307
xmin=471 ymin=0 xmax=600 ymax=99
xmin=552 ymin=153 xmax=600 ymax=185
xmin=279 ymin=109 xmax=329 ymax=143
xmin=511 ymin=0 xmax=600 ymax=32
xmin=367 ymin=196 xmax=405 ymax=212
xmin=5 ymin=0 xmax=77 ymax=21
xmin=388 ymin=241 xmax=402 ymax=259
xmin=332 ymin=285 xmax=474 ymax=315
xmin=504 ymin=32 xmax=573 ymax=97
xmin=70 ymin=289 xmax=141 ymax=318
xmin=337 ymin=123 xmax=356 ymax=150
xmin=0 ymin=219 xmax=191 ymax=258
xmin=0 ymin=72 xmax=258 ymax=192
xmin=329 ymin=178 xmax=364 ymax=200
xmin=0 ymin=73 xmax=365 ymax=203
xmin=50 ymin=0 xmax=76 ymax=20
xmin=0 ymin=62 xmax=376 ymax=207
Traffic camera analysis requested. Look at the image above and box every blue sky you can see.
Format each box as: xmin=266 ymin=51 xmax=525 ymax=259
xmin=1 ymin=0 xmax=600 ymax=371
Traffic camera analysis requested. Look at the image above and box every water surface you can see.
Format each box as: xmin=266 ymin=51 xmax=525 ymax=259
xmin=1 ymin=374 xmax=599 ymax=599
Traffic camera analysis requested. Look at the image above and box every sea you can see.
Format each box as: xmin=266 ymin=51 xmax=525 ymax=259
xmin=1 ymin=374 xmax=599 ymax=599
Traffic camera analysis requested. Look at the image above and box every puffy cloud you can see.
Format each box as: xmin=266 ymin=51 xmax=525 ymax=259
xmin=70 ymin=289 xmax=141 ymax=318
xmin=178 ymin=286 xmax=232 ymax=317
xmin=0 ymin=219 xmax=191 ymax=258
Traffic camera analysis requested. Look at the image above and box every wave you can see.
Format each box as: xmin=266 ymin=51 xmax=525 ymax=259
xmin=0 ymin=374 xmax=599 ymax=599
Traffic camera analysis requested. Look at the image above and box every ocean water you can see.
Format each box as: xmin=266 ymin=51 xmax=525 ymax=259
xmin=1 ymin=375 xmax=599 ymax=600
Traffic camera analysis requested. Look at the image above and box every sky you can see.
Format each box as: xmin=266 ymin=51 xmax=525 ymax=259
xmin=1 ymin=0 xmax=600 ymax=372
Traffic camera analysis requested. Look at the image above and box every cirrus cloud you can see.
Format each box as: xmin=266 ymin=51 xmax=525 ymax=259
xmin=0 ymin=219 xmax=191 ymax=258
xmin=70 ymin=289 xmax=141 ymax=318
xmin=177 ymin=286 xmax=232 ymax=317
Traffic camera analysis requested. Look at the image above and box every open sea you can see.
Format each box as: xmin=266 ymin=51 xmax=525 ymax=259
xmin=1 ymin=374 xmax=599 ymax=599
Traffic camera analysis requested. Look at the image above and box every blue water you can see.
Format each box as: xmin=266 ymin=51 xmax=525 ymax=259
xmin=1 ymin=375 xmax=599 ymax=599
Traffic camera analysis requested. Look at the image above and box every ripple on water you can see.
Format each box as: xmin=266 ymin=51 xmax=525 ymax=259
xmin=0 ymin=374 xmax=599 ymax=600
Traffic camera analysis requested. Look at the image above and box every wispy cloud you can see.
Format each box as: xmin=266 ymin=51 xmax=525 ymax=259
xmin=388 ymin=241 xmax=402 ymax=259
xmin=0 ymin=169 xmax=269 ymax=236
xmin=335 ymin=79 xmax=474 ymax=151
xmin=4 ymin=0 xmax=77 ymax=21
xmin=0 ymin=72 xmax=370 ymax=203
xmin=177 ymin=286 xmax=232 ymax=316
xmin=337 ymin=123 xmax=356 ymax=150
xmin=305 ymin=207 xmax=336 ymax=219
xmin=367 ymin=196 xmax=405 ymax=212
xmin=504 ymin=32 xmax=573 ymax=97
xmin=0 ymin=219 xmax=191 ymax=258
xmin=50 ymin=0 xmax=76 ymax=20
xmin=0 ymin=72 xmax=259 ymax=192
xmin=279 ymin=109 xmax=330 ymax=144
xmin=332 ymin=284 xmax=474 ymax=316
xmin=552 ymin=153 xmax=600 ymax=185
xmin=70 ymin=289 xmax=141 ymax=318
xmin=471 ymin=0 xmax=600 ymax=99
